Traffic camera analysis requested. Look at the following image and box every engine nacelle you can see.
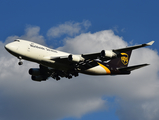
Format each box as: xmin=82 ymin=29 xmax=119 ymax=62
xmin=101 ymin=50 xmax=117 ymax=58
xmin=31 ymin=75 xmax=47 ymax=82
xmin=68 ymin=54 xmax=84 ymax=62
xmin=29 ymin=68 xmax=41 ymax=76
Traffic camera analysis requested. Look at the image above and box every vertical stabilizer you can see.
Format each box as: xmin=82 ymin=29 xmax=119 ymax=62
xmin=108 ymin=50 xmax=132 ymax=68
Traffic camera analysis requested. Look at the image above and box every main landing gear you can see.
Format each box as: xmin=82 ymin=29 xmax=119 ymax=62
xmin=18 ymin=56 xmax=23 ymax=65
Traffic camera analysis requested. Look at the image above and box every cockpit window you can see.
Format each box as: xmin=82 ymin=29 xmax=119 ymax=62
xmin=14 ymin=39 xmax=20 ymax=42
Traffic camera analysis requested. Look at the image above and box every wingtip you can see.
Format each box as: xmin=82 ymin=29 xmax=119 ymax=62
xmin=147 ymin=41 xmax=155 ymax=46
xmin=145 ymin=63 xmax=150 ymax=66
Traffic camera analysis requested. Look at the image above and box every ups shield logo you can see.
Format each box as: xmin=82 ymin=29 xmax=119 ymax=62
xmin=121 ymin=53 xmax=128 ymax=65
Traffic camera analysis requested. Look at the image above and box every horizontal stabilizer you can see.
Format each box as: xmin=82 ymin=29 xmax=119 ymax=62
xmin=118 ymin=64 xmax=149 ymax=71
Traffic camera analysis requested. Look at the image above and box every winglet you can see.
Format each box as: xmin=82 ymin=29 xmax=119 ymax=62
xmin=147 ymin=41 xmax=155 ymax=46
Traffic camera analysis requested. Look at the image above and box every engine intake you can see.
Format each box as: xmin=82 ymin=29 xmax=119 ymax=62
xmin=29 ymin=68 xmax=41 ymax=76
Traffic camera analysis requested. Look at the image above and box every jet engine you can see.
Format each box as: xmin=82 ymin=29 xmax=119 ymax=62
xmin=101 ymin=50 xmax=117 ymax=58
xmin=29 ymin=68 xmax=41 ymax=76
xmin=31 ymin=75 xmax=47 ymax=82
xmin=68 ymin=54 xmax=84 ymax=62
xmin=29 ymin=68 xmax=48 ymax=82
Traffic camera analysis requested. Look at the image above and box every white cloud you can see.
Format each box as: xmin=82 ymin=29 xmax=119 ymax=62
xmin=47 ymin=20 xmax=91 ymax=38
xmin=58 ymin=30 xmax=127 ymax=54
xmin=58 ymin=30 xmax=159 ymax=120
xmin=4 ymin=25 xmax=46 ymax=45
xmin=1 ymin=23 xmax=159 ymax=120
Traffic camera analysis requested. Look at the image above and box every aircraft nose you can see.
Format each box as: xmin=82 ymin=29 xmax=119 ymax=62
xmin=5 ymin=44 xmax=10 ymax=51
xmin=5 ymin=43 xmax=18 ymax=52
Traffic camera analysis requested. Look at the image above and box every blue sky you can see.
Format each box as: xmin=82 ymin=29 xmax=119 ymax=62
xmin=0 ymin=0 xmax=159 ymax=120
xmin=1 ymin=0 xmax=159 ymax=47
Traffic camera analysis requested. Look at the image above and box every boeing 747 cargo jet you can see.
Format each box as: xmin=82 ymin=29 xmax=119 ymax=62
xmin=5 ymin=39 xmax=154 ymax=81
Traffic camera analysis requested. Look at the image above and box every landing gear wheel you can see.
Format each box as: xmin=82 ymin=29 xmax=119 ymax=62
xmin=68 ymin=75 xmax=72 ymax=79
xmin=74 ymin=72 xmax=79 ymax=77
xmin=18 ymin=61 xmax=23 ymax=65
xmin=56 ymin=77 xmax=60 ymax=81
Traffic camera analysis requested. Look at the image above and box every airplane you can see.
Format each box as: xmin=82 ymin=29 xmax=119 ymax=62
xmin=5 ymin=39 xmax=154 ymax=81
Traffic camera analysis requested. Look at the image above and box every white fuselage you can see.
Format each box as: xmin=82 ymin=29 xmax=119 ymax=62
xmin=5 ymin=39 xmax=109 ymax=75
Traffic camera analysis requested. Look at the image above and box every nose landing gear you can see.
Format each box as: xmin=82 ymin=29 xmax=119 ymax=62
xmin=18 ymin=56 xmax=23 ymax=65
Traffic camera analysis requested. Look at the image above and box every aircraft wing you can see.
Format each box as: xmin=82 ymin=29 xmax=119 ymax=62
xmin=44 ymin=41 xmax=154 ymax=65
xmin=81 ymin=41 xmax=154 ymax=61
xmin=81 ymin=52 xmax=102 ymax=59
xmin=113 ymin=41 xmax=154 ymax=52
xmin=44 ymin=55 xmax=69 ymax=60
xmin=50 ymin=56 xmax=68 ymax=61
